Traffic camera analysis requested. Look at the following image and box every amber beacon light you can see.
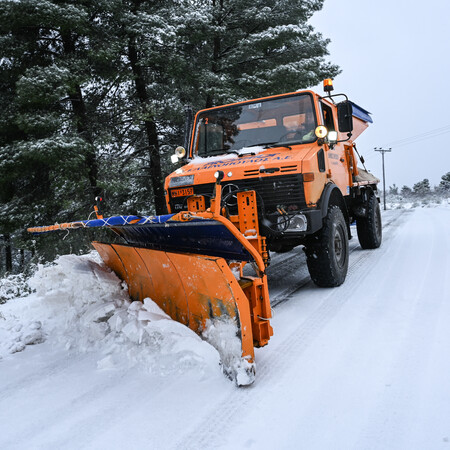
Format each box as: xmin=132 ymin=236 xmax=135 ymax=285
xmin=323 ymin=78 xmax=334 ymax=93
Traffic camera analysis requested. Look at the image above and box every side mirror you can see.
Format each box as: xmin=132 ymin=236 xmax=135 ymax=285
xmin=337 ymin=101 xmax=353 ymax=133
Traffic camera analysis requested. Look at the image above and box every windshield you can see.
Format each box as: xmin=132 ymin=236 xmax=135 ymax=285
xmin=194 ymin=93 xmax=316 ymax=157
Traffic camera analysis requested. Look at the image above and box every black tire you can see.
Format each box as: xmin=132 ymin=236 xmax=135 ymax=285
xmin=305 ymin=205 xmax=349 ymax=287
xmin=356 ymin=194 xmax=382 ymax=249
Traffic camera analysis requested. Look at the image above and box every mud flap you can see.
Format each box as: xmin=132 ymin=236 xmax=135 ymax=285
xmin=93 ymin=241 xmax=256 ymax=385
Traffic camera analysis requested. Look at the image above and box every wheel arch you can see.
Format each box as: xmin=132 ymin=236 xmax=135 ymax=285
xmin=319 ymin=183 xmax=350 ymax=226
xmin=351 ymin=184 xmax=380 ymax=219
xmin=361 ymin=184 xmax=379 ymax=203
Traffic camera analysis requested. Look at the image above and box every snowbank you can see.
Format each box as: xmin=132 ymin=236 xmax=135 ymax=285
xmin=385 ymin=195 xmax=450 ymax=210
xmin=0 ymin=253 xmax=220 ymax=378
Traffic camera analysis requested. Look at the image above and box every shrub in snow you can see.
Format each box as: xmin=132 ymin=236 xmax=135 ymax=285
xmin=0 ymin=273 xmax=33 ymax=304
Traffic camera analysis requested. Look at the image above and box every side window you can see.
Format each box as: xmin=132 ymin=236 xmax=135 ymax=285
xmin=321 ymin=102 xmax=335 ymax=132
xmin=198 ymin=123 xmax=224 ymax=156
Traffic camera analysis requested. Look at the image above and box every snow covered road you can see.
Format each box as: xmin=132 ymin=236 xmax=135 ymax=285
xmin=1 ymin=206 xmax=450 ymax=449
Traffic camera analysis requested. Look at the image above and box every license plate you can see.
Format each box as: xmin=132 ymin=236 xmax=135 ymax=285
xmin=171 ymin=187 xmax=194 ymax=198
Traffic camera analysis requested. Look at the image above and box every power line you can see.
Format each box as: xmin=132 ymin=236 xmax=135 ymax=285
xmin=382 ymin=124 xmax=450 ymax=147
xmin=389 ymin=129 xmax=450 ymax=148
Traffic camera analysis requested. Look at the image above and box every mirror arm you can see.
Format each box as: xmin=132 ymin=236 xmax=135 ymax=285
xmin=319 ymin=93 xmax=349 ymax=103
xmin=336 ymin=132 xmax=353 ymax=144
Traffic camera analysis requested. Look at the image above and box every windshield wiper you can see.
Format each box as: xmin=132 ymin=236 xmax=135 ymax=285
xmin=245 ymin=141 xmax=293 ymax=150
xmin=266 ymin=141 xmax=294 ymax=150
xmin=206 ymin=148 xmax=256 ymax=158
xmin=268 ymin=137 xmax=318 ymax=148
xmin=245 ymin=142 xmax=277 ymax=148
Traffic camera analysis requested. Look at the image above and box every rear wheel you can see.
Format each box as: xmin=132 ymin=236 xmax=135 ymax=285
xmin=356 ymin=194 xmax=382 ymax=249
xmin=305 ymin=205 xmax=349 ymax=287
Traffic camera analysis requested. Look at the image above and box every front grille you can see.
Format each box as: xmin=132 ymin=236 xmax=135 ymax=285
xmin=244 ymin=169 xmax=259 ymax=177
xmin=169 ymin=174 xmax=306 ymax=214
xmin=280 ymin=164 xmax=297 ymax=173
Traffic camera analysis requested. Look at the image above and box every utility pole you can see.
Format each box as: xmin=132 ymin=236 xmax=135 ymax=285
xmin=374 ymin=147 xmax=392 ymax=211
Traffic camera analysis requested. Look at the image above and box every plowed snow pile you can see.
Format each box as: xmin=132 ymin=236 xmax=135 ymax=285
xmin=0 ymin=253 xmax=220 ymax=377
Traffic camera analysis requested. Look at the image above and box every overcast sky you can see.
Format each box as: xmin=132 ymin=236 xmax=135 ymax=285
xmin=309 ymin=0 xmax=450 ymax=189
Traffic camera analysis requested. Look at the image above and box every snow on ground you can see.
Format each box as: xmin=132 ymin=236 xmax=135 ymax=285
xmin=386 ymin=195 xmax=450 ymax=211
xmin=1 ymin=205 xmax=450 ymax=449
xmin=0 ymin=253 xmax=220 ymax=376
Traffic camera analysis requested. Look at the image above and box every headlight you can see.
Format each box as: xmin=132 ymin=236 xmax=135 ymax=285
xmin=315 ymin=126 xmax=328 ymax=139
xmin=327 ymin=130 xmax=338 ymax=143
xmin=171 ymin=146 xmax=187 ymax=164
xmin=175 ymin=146 xmax=186 ymax=158
xmin=169 ymin=175 xmax=194 ymax=187
xmin=279 ymin=213 xmax=308 ymax=232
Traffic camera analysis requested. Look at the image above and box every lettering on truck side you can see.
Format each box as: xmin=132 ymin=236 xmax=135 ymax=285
xmin=184 ymin=154 xmax=294 ymax=172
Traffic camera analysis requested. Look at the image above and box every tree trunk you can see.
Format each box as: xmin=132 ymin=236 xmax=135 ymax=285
xmin=4 ymin=234 xmax=12 ymax=273
xmin=128 ymin=40 xmax=166 ymax=215
xmin=67 ymin=84 xmax=99 ymax=191
xmin=19 ymin=249 xmax=25 ymax=273
xmin=61 ymin=32 xmax=99 ymax=194
xmin=206 ymin=0 xmax=224 ymax=108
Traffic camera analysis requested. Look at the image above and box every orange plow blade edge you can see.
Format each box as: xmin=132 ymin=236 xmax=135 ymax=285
xmin=93 ymin=241 xmax=269 ymax=385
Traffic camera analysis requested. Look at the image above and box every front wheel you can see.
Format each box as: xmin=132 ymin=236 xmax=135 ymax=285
xmin=356 ymin=194 xmax=382 ymax=249
xmin=305 ymin=205 xmax=349 ymax=287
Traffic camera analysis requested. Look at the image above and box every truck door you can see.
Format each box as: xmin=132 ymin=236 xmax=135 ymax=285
xmin=320 ymin=101 xmax=348 ymax=196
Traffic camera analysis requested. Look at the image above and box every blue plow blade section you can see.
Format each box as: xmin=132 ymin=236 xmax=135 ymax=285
xmin=31 ymin=214 xmax=255 ymax=263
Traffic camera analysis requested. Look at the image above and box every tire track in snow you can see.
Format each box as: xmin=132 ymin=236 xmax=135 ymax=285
xmin=0 ymin=350 xmax=92 ymax=403
xmin=269 ymin=210 xmax=409 ymax=307
xmin=0 ymin=370 xmax=129 ymax=449
xmin=353 ymin=207 xmax=450 ymax=450
xmin=36 ymin=376 xmax=169 ymax=450
xmin=175 ymin=210 xmax=410 ymax=449
xmin=0 ymin=356 xmax=172 ymax=450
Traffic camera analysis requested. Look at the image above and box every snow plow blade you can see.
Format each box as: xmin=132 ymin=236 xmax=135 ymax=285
xmin=28 ymin=191 xmax=273 ymax=385
xmin=93 ymin=241 xmax=262 ymax=384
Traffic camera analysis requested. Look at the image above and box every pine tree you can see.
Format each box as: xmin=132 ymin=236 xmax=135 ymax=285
xmin=175 ymin=0 xmax=340 ymax=108
xmin=413 ymin=179 xmax=431 ymax=196
xmin=117 ymin=0 xmax=184 ymax=214
xmin=400 ymin=185 xmax=412 ymax=197
xmin=115 ymin=0 xmax=340 ymax=212
xmin=0 ymin=0 xmax=124 ymax=262
xmin=389 ymin=184 xmax=399 ymax=195
xmin=439 ymin=172 xmax=450 ymax=192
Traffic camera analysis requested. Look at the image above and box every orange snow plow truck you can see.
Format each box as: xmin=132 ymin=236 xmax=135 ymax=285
xmin=28 ymin=80 xmax=381 ymax=385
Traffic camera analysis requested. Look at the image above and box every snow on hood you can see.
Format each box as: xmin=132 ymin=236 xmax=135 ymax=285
xmin=0 ymin=253 xmax=220 ymax=378
xmin=188 ymin=146 xmax=267 ymax=166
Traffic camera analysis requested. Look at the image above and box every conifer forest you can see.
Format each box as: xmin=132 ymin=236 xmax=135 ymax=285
xmin=0 ymin=0 xmax=341 ymax=274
